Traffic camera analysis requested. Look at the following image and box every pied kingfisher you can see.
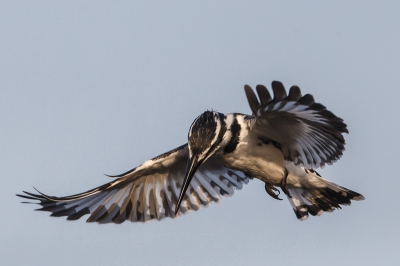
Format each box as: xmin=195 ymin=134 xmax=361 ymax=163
xmin=18 ymin=81 xmax=364 ymax=223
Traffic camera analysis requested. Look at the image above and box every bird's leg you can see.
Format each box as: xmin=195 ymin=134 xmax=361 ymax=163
xmin=264 ymin=182 xmax=282 ymax=200
xmin=280 ymin=168 xmax=292 ymax=198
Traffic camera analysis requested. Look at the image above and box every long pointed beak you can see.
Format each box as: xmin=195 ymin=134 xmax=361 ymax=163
xmin=175 ymin=156 xmax=200 ymax=216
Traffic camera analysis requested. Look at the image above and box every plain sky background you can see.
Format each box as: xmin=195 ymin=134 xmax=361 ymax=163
xmin=1 ymin=1 xmax=399 ymax=265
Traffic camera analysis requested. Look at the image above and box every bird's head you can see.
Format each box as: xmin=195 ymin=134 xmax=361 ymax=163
xmin=188 ymin=111 xmax=226 ymax=162
xmin=175 ymin=111 xmax=226 ymax=215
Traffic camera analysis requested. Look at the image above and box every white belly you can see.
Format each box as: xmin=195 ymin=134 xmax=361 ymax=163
xmin=216 ymin=133 xmax=285 ymax=185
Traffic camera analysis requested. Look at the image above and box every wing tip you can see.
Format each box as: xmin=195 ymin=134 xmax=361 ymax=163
xmin=244 ymin=84 xmax=260 ymax=115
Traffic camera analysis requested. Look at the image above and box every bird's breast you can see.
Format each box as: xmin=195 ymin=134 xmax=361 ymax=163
xmin=216 ymin=131 xmax=285 ymax=185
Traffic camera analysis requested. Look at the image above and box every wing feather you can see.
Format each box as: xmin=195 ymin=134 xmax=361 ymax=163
xmin=245 ymin=81 xmax=348 ymax=168
xmin=256 ymin=84 xmax=271 ymax=105
xmin=17 ymin=144 xmax=250 ymax=223
xmin=271 ymin=81 xmax=287 ymax=101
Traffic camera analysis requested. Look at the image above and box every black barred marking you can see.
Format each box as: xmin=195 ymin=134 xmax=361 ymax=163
xmin=112 ymin=210 xmax=126 ymax=224
xmin=99 ymin=204 xmax=121 ymax=224
xmin=97 ymin=207 xmax=113 ymax=222
xmin=227 ymin=170 xmax=247 ymax=183
xmin=308 ymin=169 xmax=321 ymax=177
xmin=288 ymin=183 xmax=364 ymax=220
xmin=125 ymin=200 xmax=133 ymax=219
xmin=293 ymin=205 xmax=308 ymax=219
xmin=51 ymin=206 xmax=77 ymax=217
xmin=315 ymin=197 xmax=336 ymax=210
xmin=17 ymin=138 xmax=251 ymax=224
xmin=324 ymin=187 xmax=352 ymax=203
xmin=307 ymin=205 xmax=321 ymax=216
xmin=135 ymin=202 xmax=143 ymax=222
xmin=224 ymin=116 xmax=241 ymax=154
xmin=87 ymin=206 xmax=107 ymax=222
xmin=210 ymin=180 xmax=229 ymax=196
xmin=201 ymin=112 xmax=226 ymax=160
xmin=67 ymin=207 xmax=90 ymax=221
xmin=272 ymin=140 xmax=281 ymax=149
xmin=38 ymin=203 xmax=66 ymax=212
xmin=258 ymin=136 xmax=270 ymax=145
xmin=257 ymin=136 xmax=282 ymax=152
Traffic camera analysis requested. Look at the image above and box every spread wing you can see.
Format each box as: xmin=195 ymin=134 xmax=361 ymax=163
xmin=244 ymin=81 xmax=348 ymax=168
xmin=17 ymin=144 xmax=250 ymax=224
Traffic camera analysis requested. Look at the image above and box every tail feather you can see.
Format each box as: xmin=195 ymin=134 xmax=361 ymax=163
xmin=287 ymin=189 xmax=309 ymax=220
xmin=286 ymin=168 xmax=364 ymax=220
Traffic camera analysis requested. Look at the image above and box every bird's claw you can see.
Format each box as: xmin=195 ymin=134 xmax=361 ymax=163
xmin=265 ymin=183 xmax=282 ymax=200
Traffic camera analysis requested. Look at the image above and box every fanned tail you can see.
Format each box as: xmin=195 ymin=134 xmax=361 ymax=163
xmin=286 ymin=165 xmax=364 ymax=220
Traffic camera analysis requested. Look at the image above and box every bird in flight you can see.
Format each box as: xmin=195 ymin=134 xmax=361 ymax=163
xmin=17 ymin=81 xmax=364 ymax=223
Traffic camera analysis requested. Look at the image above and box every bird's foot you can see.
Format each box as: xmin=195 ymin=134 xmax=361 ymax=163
xmin=265 ymin=183 xmax=282 ymax=200
xmin=280 ymin=168 xmax=292 ymax=198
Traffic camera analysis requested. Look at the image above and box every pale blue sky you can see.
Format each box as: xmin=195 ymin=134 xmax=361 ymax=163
xmin=1 ymin=1 xmax=399 ymax=265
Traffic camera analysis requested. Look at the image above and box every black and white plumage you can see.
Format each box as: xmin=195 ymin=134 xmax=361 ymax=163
xmin=245 ymin=82 xmax=347 ymax=169
xmin=17 ymin=81 xmax=364 ymax=223
xmin=19 ymin=146 xmax=250 ymax=223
